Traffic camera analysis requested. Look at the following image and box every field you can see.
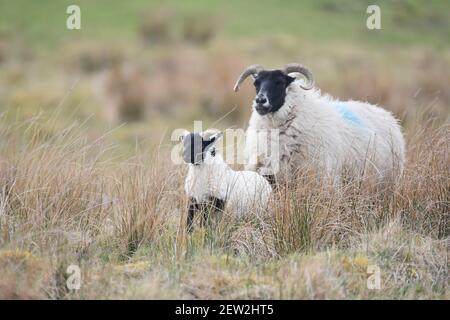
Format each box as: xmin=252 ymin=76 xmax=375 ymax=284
xmin=0 ymin=1 xmax=448 ymax=299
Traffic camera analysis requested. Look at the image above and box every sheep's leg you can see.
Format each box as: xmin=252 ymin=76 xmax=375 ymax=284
xmin=187 ymin=197 xmax=198 ymax=233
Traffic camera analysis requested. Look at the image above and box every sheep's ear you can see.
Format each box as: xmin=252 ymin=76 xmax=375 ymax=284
xmin=285 ymin=74 xmax=295 ymax=85
xmin=178 ymin=129 xmax=190 ymax=142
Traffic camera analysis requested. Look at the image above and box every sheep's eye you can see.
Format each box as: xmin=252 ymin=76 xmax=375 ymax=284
xmin=211 ymin=148 xmax=216 ymax=157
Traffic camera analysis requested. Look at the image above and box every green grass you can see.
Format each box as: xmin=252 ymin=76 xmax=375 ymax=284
xmin=1 ymin=0 xmax=449 ymax=49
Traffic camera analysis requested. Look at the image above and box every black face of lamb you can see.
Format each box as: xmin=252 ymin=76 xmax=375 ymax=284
xmin=182 ymin=133 xmax=216 ymax=164
xmin=253 ymin=70 xmax=295 ymax=115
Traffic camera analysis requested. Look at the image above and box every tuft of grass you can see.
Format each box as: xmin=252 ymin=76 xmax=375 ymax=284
xmin=1 ymin=106 xmax=448 ymax=299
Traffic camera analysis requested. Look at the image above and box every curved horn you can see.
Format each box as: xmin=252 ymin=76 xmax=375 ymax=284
xmin=233 ymin=64 xmax=264 ymax=92
xmin=282 ymin=63 xmax=314 ymax=90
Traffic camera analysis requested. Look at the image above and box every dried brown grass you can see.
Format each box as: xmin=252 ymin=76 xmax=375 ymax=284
xmin=0 ymin=111 xmax=447 ymax=299
xmin=0 ymin=42 xmax=448 ymax=298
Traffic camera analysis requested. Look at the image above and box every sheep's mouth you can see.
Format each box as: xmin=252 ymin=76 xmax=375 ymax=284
xmin=255 ymin=105 xmax=271 ymax=115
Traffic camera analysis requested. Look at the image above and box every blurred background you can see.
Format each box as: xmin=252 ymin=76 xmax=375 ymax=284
xmin=0 ymin=0 xmax=449 ymax=158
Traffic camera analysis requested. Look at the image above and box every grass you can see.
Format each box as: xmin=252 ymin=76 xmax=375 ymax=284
xmin=0 ymin=0 xmax=448 ymax=300
xmin=0 ymin=103 xmax=448 ymax=299
xmin=1 ymin=0 xmax=449 ymax=48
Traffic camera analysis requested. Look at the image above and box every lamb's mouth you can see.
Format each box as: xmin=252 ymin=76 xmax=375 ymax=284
xmin=183 ymin=153 xmax=203 ymax=165
xmin=184 ymin=159 xmax=203 ymax=166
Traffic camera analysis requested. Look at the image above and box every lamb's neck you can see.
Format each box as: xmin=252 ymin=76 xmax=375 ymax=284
xmin=188 ymin=154 xmax=230 ymax=178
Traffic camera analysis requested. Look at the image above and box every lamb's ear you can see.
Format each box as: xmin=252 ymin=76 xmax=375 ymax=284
xmin=200 ymin=129 xmax=220 ymax=141
xmin=208 ymin=132 xmax=223 ymax=144
xmin=202 ymin=130 xmax=223 ymax=144
xmin=178 ymin=129 xmax=190 ymax=142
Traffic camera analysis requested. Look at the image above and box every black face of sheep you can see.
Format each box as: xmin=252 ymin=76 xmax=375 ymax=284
xmin=253 ymin=70 xmax=295 ymax=115
xmin=233 ymin=63 xmax=315 ymax=115
xmin=181 ymin=133 xmax=216 ymax=165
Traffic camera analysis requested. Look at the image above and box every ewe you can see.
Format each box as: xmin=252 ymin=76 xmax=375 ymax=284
xmin=234 ymin=63 xmax=406 ymax=187
xmin=180 ymin=130 xmax=272 ymax=231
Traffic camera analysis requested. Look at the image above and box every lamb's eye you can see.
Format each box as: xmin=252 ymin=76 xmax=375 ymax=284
xmin=211 ymin=148 xmax=216 ymax=157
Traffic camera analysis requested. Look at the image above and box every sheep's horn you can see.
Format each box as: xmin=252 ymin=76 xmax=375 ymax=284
xmin=233 ymin=64 xmax=265 ymax=92
xmin=282 ymin=63 xmax=314 ymax=90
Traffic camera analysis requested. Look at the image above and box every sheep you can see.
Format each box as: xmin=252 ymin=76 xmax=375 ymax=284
xmin=179 ymin=129 xmax=272 ymax=231
xmin=233 ymin=63 xmax=406 ymax=187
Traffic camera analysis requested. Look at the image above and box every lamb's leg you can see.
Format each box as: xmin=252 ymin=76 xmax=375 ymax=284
xmin=187 ymin=197 xmax=198 ymax=233
xmin=202 ymin=197 xmax=226 ymax=227
xmin=199 ymin=200 xmax=211 ymax=228
xmin=211 ymin=197 xmax=225 ymax=213
xmin=263 ymin=174 xmax=277 ymax=189
xmin=201 ymin=203 xmax=209 ymax=228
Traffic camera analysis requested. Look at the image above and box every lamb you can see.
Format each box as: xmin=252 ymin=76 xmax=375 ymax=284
xmin=179 ymin=130 xmax=272 ymax=231
xmin=233 ymin=63 xmax=406 ymax=187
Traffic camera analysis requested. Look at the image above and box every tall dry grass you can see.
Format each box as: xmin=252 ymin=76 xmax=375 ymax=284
xmin=0 ymin=104 xmax=447 ymax=299
xmin=270 ymin=122 xmax=448 ymax=256
xmin=0 ymin=116 xmax=181 ymax=298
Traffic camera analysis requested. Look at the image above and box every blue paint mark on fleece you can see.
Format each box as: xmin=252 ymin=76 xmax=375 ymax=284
xmin=335 ymin=103 xmax=364 ymax=127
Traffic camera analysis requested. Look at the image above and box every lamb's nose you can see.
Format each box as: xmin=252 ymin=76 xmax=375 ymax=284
xmin=183 ymin=150 xmax=192 ymax=163
xmin=255 ymin=95 xmax=267 ymax=105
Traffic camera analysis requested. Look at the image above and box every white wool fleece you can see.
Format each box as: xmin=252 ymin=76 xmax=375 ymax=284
xmin=185 ymin=146 xmax=272 ymax=217
xmin=244 ymin=79 xmax=406 ymax=184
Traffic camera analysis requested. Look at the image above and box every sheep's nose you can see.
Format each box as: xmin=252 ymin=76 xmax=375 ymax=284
xmin=255 ymin=95 xmax=267 ymax=105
